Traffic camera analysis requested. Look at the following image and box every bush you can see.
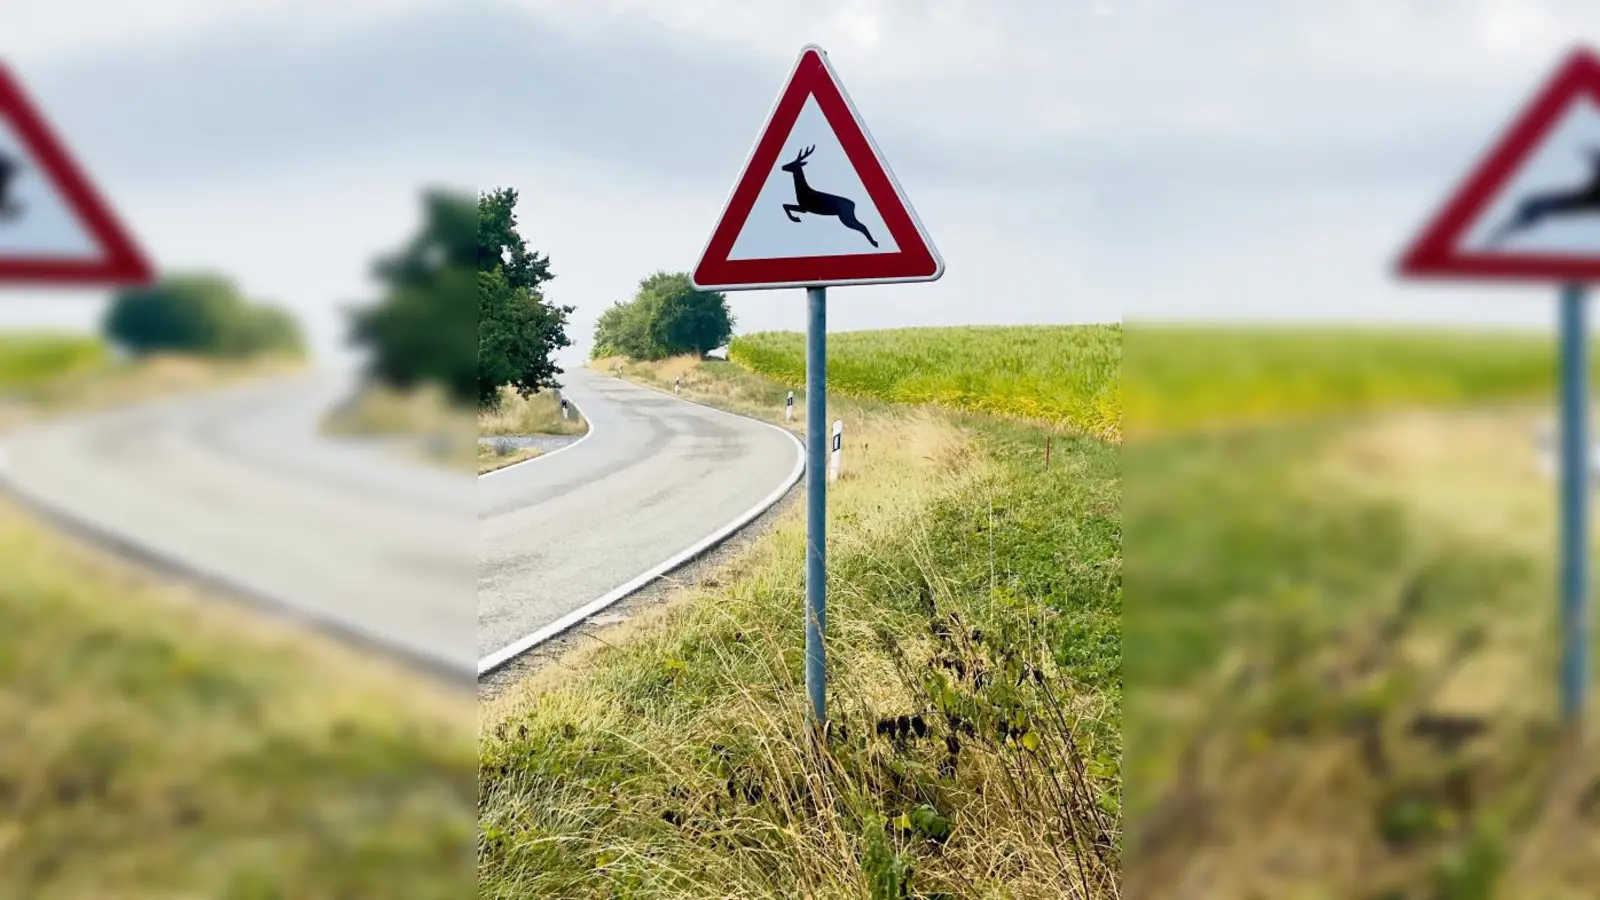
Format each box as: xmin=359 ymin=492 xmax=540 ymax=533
xmin=103 ymin=272 xmax=303 ymax=359
xmin=591 ymin=271 xmax=733 ymax=361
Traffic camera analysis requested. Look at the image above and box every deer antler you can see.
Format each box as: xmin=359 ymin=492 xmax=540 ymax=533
xmin=795 ymin=145 xmax=815 ymax=163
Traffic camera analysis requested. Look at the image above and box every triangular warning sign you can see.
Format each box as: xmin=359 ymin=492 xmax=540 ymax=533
xmin=0 ymin=62 xmax=154 ymax=287
xmin=691 ymin=44 xmax=943 ymax=291
xmin=1398 ymin=46 xmax=1600 ymax=283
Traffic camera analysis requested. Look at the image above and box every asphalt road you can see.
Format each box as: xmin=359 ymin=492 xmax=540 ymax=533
xmin=477 ymin=368 xmax=802 ymax=670
xmin=0 ymin=370 xmax=477 ymax=676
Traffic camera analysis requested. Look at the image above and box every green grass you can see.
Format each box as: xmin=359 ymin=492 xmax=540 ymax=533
xmin=0 ymin=333 xmax=108 ymax=392
xmin=1124 ymin=324 xmax=1561 ymax=435
xmin=483 ymin=353 xmax=1121 ymax=899
xmin=729 ymin=325 xmax=1121 ymax=440
xmin=0 ymin=337 xmax=474 ymax=896
xmin=478 ymin=442 xmax=540 ymax=473
xmin=478 ymin=386 xmax=587 ymax=437
xmin=1122 ymin=325 xmax=1600 ymax=895
xmin=0 ymin=498 xmax=476 ymax=898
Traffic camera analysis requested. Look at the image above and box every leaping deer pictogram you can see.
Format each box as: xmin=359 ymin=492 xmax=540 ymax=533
xmin=1487 ymin=148 xmax=1600 ymax=245
xmin=780 ymin=145 xmax=878 ymax=248
xmin=0 ymin=151 xmax=23 ymax=221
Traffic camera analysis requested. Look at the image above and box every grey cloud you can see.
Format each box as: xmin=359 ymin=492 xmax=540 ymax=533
xmin=27 ymin=0 xmax=1496 ymax=196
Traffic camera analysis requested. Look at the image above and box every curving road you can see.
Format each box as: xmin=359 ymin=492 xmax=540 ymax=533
xmin=477 ymin=367 xmax=803 ymax=673
xmin=0 ymin=369 xmax=477 ymax=677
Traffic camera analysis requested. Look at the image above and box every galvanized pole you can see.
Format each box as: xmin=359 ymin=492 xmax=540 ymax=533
xmin=1559 ymin=282 xmax=1590 ymax=725
xmin=805 ymin=286 xmax=828 ymax=727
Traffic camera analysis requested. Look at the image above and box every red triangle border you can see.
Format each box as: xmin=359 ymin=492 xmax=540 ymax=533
xmin=691 ymin=46 xmax=942 ymax=291
xmin=0 ymin=62 xmax=154 ymax=287
xmin=1398 ymin=46 xmax=1600 ymax=284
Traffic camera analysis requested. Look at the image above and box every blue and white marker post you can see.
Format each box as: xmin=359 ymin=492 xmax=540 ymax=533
xmin=1394 ymin=47 xmax=1600 ymax=727
xmin=687 ymin=45 xmax=945 ymax=731
xmin=1559 ymin=284 xmax=1589 ymax=723
xmin=804 ymin=287 xmax=829 ymax=725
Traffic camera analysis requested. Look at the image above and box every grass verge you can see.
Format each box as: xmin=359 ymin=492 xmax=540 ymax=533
xmin=478 ymin=442 xmax=541 ymax=474
xmin=1123 ymin=321 xmax=1600 ymax=896
xmin=483 ymin=354 xmax=1121 ymax=898
xmin=0 ymin=495 xmax=475 ymax=897
xmin=0 ymin=336 xmax=304 ymax=432
xmin=321 ymin=382 xmax=477 ymax=472
xmin=0 ymin=335 xmax=474 ymax=896
xmin=726 ymin=325 xmax=1121 ymax=441
xmin=479 ymin=384 xmax=588 ymax=437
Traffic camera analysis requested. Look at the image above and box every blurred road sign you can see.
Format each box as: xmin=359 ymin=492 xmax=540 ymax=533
xmin=1398 ymin=47 xmax=1600 ymax=282
xmin=1396 ymin=44 xmax=1600 ymax=725
xmin=0 ymin=62 xmax=153 ymax=286
xmin=691 ymin=44 xmax=942 ymax=291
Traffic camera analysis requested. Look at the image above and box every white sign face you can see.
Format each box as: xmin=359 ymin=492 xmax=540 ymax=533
xmin=1458 ymin=94 xmax=1600 ymax=256
xmin=0 ymin=117 xmax=100 ymax=260
xmin=726 ymin=96 xmax=901 ymax=261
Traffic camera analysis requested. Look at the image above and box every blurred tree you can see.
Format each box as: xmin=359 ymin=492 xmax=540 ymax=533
xmin=104 ymin=272 xmax=304 ymax=358
xmin=347 ymin=189 xmax=481 ymax=405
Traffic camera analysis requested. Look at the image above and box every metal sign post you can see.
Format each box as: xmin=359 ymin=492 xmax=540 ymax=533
xmin=1559 ymin=283 xmax=1590 ymax=723
xmin=804 ymin=286 xmax=828 ymax=726
xmin=689 ymin=45 xmax=945 ymax=731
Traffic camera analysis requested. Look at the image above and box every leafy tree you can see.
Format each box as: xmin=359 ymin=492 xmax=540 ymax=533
xmin=104 ymin=271 xmax=303 ymax=358
xmin=591 ymin=296 xmax=661 ymax=360
xmin=642 ymin=271 xmax=734 ymax=358
xmin=348 ymin=189 xmax=480 ymax=405
xmin=591 ymin=271 xmax=733 ymax=361
xmin=476 ymin=187 xmax=572 ymax=406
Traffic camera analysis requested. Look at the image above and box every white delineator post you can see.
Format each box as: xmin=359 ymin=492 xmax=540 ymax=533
xmin=829 ymin=419 xmax=843 ymax=482
xmin=674 ymin=376 xmax=681 ymax=395
xmin=561 ymin=397 xmax=570 ymax=420
xmin=786 ymin=390 xmax=795 ymax=422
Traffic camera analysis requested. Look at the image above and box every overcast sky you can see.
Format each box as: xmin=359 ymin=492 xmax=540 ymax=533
xmin=1 ymin=0 xmax=1598 ymax=366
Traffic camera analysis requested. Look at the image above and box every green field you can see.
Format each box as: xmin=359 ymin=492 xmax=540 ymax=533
xmin=1123 ymin=326 xmax=1599 ymax=896
xmin=482 ymin=350 xmax=1121 ymax=899
xmin=1124 ymin=325 xmax=1561 ymax=435
xmin=0 ymin=334 xmax=108 ymax=392
xmin=729 ymin=325 xmax=1121 ymax=440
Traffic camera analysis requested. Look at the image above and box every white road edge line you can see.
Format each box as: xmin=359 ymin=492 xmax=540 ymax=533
xmin=478 ymin=393 xmax=596 ymax=479
xmin=477 ymin=375 xmax=806 ymax=676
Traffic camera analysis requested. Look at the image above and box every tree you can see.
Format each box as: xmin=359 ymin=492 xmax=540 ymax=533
xmin=591 ymin=271 xmax=733 ymax=361
xmin=104 ymin=271 xmax=303 ymax=358
xmin=641 ymin=272 xmax=734 ymax=358
xmin=475 ymin=187 xmax=572 ymax=406
xmin=591 ymin=296 xmax=661 ymax=360
xmin=349 ymin=186 xmax=572 ymax=407
xmin=348 ymin=189 xmax=479 ymax=404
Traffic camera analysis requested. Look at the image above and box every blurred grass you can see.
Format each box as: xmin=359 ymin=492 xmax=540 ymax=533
xmin=0 ymin=494 xmax=475 ymax=897
xmin=320 ymin=382 xmax=478 ymax=471
xmin=1123 ymin=324 xmax=1599 ymax=897
xmin=483 ymin=354 xmax=1120 ymax=898
xmin=0 ymin=333 xmax=302 ymax=430
xmin=0 ymin=335 xmax=475 ymax=896
xmin=728 ymin=325 xmax=1121 ymax=441
xmin=0 ymin=334 xmax=107 ymax=391
xmin=1124 ymin=325 xmax=1558 ymax=436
